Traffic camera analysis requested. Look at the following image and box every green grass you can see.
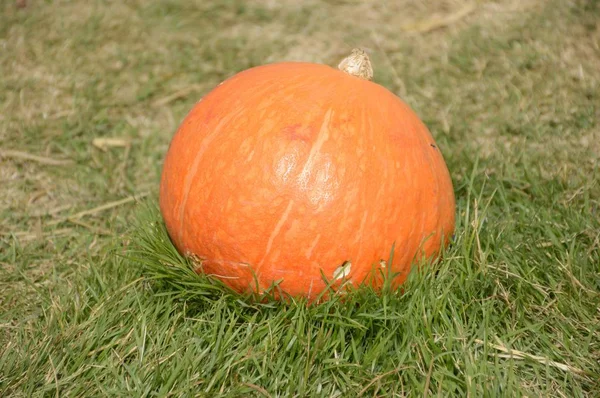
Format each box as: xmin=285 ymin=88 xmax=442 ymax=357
xmin=1 ymin=0 xmax=599 ymax=396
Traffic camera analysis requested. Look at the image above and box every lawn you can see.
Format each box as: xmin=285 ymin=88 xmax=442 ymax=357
xmin=1 ymin=0 xmax=599 ymax=396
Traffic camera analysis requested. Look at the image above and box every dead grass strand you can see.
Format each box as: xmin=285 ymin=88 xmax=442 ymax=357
xmin=402 ymin=2 xmax=477 ymax=33
xmin=47 ymin=193 xmax=149 ymax=226
xmin=0 ymin=149 xmax=73 ymax=166
xmin=475 ymin=339 xmax=587 ymax=376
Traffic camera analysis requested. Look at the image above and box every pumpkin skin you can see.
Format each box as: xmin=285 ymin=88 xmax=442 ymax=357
xmin=159 ymin=54 xmax=455 ymax=301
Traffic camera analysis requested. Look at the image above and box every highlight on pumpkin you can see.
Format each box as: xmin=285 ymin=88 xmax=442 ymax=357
xmin=158 ymin=48 xmax=456 ymax=302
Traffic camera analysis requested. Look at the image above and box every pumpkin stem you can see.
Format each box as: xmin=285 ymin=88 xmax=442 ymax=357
xmin=338 ymin=48 xmax=373 ymax=81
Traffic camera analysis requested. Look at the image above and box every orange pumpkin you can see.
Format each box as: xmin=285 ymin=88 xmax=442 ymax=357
xmin=159 ymin=49 xmax=455 ymax=301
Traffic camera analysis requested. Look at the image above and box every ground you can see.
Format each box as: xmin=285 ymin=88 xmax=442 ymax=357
xmin=1 ymin=0 xmax=599 ymax=396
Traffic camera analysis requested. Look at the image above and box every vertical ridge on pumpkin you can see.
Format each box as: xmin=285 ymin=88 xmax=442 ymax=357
xmin=305 ymin=233 xmax=321 ymax=259
xmin=297 ymin=109 xmax=333 ymax=191
xmin=258 ymin=199 xmax=295 ymax=275
xmin=177 ymin=115 xmax=231 ymax=247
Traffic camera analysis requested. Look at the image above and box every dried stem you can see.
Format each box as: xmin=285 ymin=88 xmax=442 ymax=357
xmin=338 ymin=48 xmax=373 ymax=81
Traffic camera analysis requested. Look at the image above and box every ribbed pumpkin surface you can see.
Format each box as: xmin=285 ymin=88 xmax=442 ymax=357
xmin=159 ymin=59 xmax=455 ymax=300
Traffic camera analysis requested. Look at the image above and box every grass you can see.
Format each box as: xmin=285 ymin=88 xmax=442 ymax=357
xmin=1 ymin=0 xmax=599 ymax=396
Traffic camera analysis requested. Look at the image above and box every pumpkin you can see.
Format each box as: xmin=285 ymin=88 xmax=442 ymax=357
xmin=159 ymin=49 xmax=455 ymax=301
